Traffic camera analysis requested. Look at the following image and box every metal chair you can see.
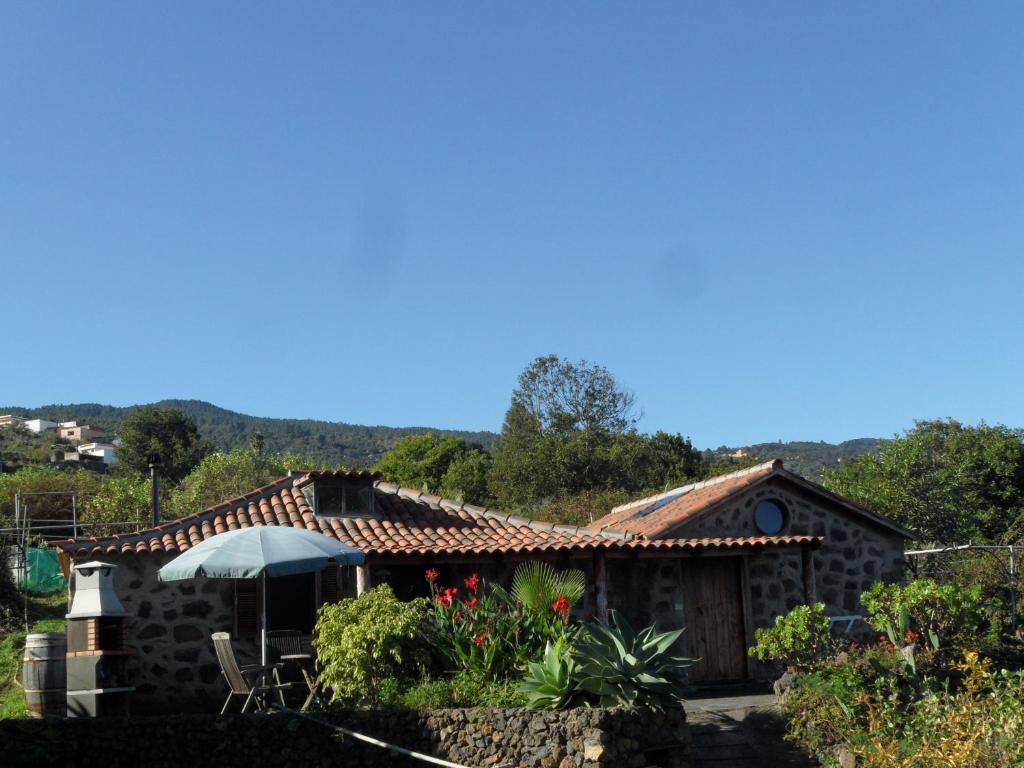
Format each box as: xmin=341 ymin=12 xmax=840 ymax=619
xmin=211 ymin=632 xmax=291 ymax=713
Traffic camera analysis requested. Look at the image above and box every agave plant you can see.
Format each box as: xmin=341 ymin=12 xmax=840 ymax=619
xmin=511 ymin=561 xmax=586 ymax=613
xmin=571 ymin=611 xmax=694 ymax=707
xmin=519 ymin=639 xmax=578 ymax=710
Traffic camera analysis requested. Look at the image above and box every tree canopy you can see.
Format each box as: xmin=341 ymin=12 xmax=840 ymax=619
xmin=823 ymin=419 xmax=1024 ymax=545
xmin=116 ymin=406 xmax=212 ymax=484
xmin=373 ymin=433 xmax=491 ymax=503
xmin=511 ymin=354 xmax=638 ymax=434
xmin=165 ymin=447 xmax=313 ymax=518
xmin=487 ymin=356 xmax=704 ymax=513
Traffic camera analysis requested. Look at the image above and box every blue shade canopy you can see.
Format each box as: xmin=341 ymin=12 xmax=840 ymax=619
xmin=157 ymin=526 xmax=365 ymax=582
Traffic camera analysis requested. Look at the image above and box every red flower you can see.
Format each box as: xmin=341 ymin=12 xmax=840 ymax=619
xmin=435 ymin=587 xmax=459 ymax=608
xmin=551 ymin=594 xmax=571 ymax=622
xmin=425 ymin=569 xmax=439 ymax=583
xmin=464 ymin=573 xmax=481 ymax=591
xmin=465 ymin=598 xmax=478 ymax=609
xmin=453 ymin=611 xmax=463 ymax=622
xmin=473 ymin=632 xmax=487 ymax=647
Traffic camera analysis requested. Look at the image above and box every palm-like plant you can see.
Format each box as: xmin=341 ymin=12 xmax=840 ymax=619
xmin=571 ymin=611 xmax=695 ymax=707
xmin=511 ymin=562 xmax=586 ymax=612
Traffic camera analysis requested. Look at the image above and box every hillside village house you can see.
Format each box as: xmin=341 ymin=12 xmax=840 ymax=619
xmin=58 ymin=421 xmax=107 ymax=443
xmin=56 ymin=460 xmax=913 ymax=711
xmin=0 ymin=415 xmax=59 ymax=433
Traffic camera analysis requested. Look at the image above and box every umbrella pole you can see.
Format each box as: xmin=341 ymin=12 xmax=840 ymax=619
xmin=261 ymin=571 xmax=268 ymax=668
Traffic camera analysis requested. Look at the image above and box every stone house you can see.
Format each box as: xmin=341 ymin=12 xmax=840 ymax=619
xmin=55 ymin=460 xmax=912 ymax=712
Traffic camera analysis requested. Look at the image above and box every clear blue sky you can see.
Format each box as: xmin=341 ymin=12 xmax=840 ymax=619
xmin=3 ymin=3 xmax=1023 ymax=448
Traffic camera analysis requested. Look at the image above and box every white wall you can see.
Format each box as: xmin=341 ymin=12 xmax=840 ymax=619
xmin=24 ymin=419 xmax=57 ymax=433
xmin=78 ymin=442 xmax=118 ymax=464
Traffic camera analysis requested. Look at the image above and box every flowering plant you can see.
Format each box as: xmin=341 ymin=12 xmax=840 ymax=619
xmin=427 ymin=562 xmax=586 ymax=680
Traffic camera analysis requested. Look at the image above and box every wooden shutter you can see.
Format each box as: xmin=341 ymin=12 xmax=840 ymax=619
xmin=320 ymin=564 xmax=340 ymax=605
xmin=235 ymin=580 xmax=259 ymax=637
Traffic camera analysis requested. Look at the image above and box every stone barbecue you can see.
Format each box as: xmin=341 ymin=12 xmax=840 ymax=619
xmin=65 ymin=561 xmax=134 ymax=717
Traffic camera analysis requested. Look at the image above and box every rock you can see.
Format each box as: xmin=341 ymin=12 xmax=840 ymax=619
xmin=182 ymin=600 xmax=213 ymax=618
xmin=773 ymin=670 xmax=799 ymax=696
xmin=583 ymin=741 xmax=604 ymax=761
xmin=138 ymin=623 xmax=168 ymax=640
xmin=837 ymin=747 xmax=857 ymax=768
xmin=173 ymin=624 xmax=203 ymax=642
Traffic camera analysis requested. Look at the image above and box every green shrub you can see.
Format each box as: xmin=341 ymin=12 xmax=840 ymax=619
xmin=851 ymin=653 xmax=1024 ymax=768
xmin=394 ymin=678 xmax=453 ymax=709
xmin=785 ymin=664 xmax=872 ymax=763
xmin=376 ymin=672 xmax=528 ymax=709
xmin=860 ymin=579 xmax=986 ymax=647
xmin=313 ymin=584 xmax=431 ymax=705
xmin=749 ymin=603 xmax=833 ymax=670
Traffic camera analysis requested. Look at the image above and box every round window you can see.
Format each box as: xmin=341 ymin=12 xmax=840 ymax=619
xmin=754 ymin=499 xmax=786 ymax=534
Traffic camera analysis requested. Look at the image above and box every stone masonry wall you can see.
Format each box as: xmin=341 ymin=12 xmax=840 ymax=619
xmin=2 ymin=707 xmax=692 ymax=768
xmin=605 ymin=558 xmax=686 ymax=637
xmin=72 ymin=552 xmax=241 ymax=713
xmin=672 ymin=478 xmax=906 ymax=628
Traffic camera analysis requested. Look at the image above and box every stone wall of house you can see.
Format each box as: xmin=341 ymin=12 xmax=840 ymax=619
xmin=2 ymin=707 xmax=692 ymax=768
xmin=605 ymin=557 xmax=686 ymax=635
xmin=73 ymin=552 xmax=241 ymax=713
xmin=674 ymin=478 xmax=906 ymax=629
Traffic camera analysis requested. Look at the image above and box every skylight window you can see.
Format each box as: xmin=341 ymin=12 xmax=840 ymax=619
xmin=627 ymin=491 xmax=685 ymax=521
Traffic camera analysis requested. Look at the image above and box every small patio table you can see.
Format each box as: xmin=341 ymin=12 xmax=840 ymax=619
xmin=266 ymin=630 xmax=324 ymax=711
xmin=280 ymin=653 xmax=324 ymax=711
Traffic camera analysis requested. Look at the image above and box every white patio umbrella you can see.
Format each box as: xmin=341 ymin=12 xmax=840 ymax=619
xmin=157 ymin=526 xmax=365 ymax=666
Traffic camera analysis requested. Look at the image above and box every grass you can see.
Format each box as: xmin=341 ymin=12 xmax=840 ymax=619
xmin=0 ymin=591 xmax=67 ymax=719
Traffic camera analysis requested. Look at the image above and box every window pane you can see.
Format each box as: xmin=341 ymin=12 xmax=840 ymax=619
xmin=754 ymin=500 xmax=785 ymax=534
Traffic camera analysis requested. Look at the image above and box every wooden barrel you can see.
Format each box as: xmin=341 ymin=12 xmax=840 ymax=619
xmin=23 ymin=633 xmax=67 ymax=718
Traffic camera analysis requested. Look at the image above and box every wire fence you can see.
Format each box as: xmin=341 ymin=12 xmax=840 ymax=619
xmin=905 ymin=544 xmax=1021 ymax=631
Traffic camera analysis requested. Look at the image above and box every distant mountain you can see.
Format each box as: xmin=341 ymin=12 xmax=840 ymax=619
xmin=715 ymin=438 xmax=884 ymax=480
xmin=2 ymin=400 xmax=884 ymax=479
xmin=0 ymin=400 xmax=499 ymax=468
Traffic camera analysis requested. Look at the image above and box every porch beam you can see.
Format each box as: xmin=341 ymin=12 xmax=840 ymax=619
xmin=801 ymin=545 xmax=817 ymax=605
xmin=593 ymin=551 xmax=609 ymax=625
xmin=356 ymin=562 xmax=372 ymax=595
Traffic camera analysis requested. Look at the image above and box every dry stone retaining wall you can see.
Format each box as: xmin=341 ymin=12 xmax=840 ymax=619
xmin=1 ymin=707 xmax=692 ymax=768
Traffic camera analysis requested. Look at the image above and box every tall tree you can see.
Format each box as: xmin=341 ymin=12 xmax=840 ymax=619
xmin=823 ymin=419 xmax=1024 ymax=545
xmin=116 ymin=406 xmax=212 ymax=484
xmin=489 ymin=356 xmax=704 ymax=512
xmin=512 ymin=354 xmax=638 ymax=434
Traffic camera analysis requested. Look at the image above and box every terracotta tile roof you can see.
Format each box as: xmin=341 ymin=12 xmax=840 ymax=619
xmin=54 ymin=473 xmax=823 ymax=558
xmin=589 ymin=460 xmax=781 ymax=539
xmin=589 ymin=459 xmax=915 ymax=540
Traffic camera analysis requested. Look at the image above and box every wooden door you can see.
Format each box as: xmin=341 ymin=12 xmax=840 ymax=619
xmin=682 ymin=558 xmax=748 ymax=682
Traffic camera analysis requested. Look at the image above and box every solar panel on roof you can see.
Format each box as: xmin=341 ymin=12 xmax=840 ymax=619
xmin=626 ymin=491 xmax=686 ymax=521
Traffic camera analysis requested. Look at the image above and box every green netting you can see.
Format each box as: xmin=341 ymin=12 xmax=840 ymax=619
xmin=20 ymin=548 xmax=66 ymax=594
